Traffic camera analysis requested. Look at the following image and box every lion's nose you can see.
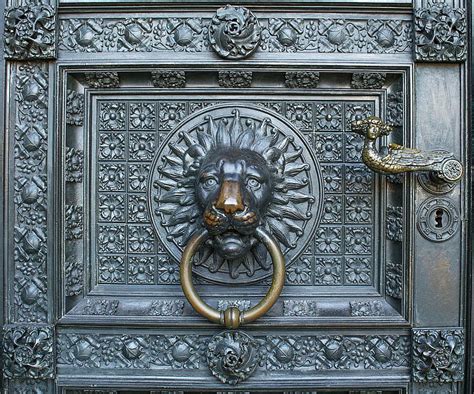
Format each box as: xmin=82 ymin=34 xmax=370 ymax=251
xmin=214 ymin=181 xmax=245 ymax=214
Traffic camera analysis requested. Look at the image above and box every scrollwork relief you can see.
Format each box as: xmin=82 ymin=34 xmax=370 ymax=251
xmin=208 ymin=5 xmax=261 ymax=59
xmin=414 ymin=1 xmax=467 ymax=62
xmin=5 ymin=4 xmax=57 ymax=59
xmin=3 ymin=325 xmax=54 ymax=379
xmin=412 ymin=328 xmax=464 ymax=383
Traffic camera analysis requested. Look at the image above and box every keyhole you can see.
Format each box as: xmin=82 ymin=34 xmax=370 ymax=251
xmin=434 ymin=208 xmax=444 ymax=228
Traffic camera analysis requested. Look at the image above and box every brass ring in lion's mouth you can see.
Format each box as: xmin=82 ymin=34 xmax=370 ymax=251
xmin=179 ymin=226 xmax=285 ymax=328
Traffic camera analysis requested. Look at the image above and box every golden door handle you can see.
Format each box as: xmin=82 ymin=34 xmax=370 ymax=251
xmin=180 ymin=227 xmax=285 ymax=329
xmin=351 ymin=116 xmax=463 ymax=183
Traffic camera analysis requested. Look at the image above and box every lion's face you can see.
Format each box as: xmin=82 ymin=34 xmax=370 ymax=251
xmin=196 ymin=147 xmax=273 ymax=260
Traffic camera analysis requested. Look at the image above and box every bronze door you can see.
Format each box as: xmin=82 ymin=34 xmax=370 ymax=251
xmin=1 ymin=1 xmax=471 ymax=393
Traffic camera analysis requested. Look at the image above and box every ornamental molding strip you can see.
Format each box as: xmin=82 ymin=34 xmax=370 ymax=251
xmin=4 ymin=3 xmax=57 ymax=60
xmin=414 ymin=1 xmax=467 ymax=62
xmin=11 ymin=63 xmax=50 ymax=324
xmin=57 ymin=16 xmax=413 ymax=55
xmin=57 ymin=331 xmax=411 ymax=382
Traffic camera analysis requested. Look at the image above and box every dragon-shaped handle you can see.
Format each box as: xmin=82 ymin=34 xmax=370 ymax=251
xmin=351 ymin=116 xmax=463 ymax=184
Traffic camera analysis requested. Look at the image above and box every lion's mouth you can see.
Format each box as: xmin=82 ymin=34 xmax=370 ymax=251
xmin=213 ymin=230 xmax=253 ymax=260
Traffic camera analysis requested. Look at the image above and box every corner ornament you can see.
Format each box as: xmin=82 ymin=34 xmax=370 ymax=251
xmin=351 ymin=116 xmax=463 ymax=185
xmin=209 ymin=5 xmax=261 ymax=59
xmin=414 ymin=1 xmax=466 ymax=62
xmin=4 ymin=4 xmax=57 ymax=60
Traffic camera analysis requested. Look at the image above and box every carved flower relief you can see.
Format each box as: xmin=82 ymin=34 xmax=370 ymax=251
xmin=98 ymin=256 xmax=125 ymax=283
xmin=315 ymin=227 xmax=342 ymax=254
xmin=159 ymin=102 xmax=186 ymax=131
xmin=283 ymin=300 xmax=318 ymax=317
xmin=345 ymin=227 xmax=372 ymax=255
xmin=344 ymin=133 xmax=364 ymax=162
xmin=218 ymin=71 xmax=253 ymax=88
xmin=314 ymin=257 xmax=342 ymax=285
xmin=345 ymin=165 xmax=373 ymax=193
xmin=351 ymin=73 xmax=386 ymax=89
xmin=128 ymin=195 xmax=149 ymax=222
xmin=315 ymin=134 xmax=343 ymax=162
xmin=148 ymin=300 xmax=185 ymax=316
xmin=386 ymin=260 xmax=402 ymax=299
xmin=98 ymin=194 xmax=125 ymax=222
xmin=256 ymin=101 xmax=283 ymax=115
xmin=321 ymin=196 xmax=342 ymax=224
xmin=157 ymin=257 xmax=179 ymax=284
xmin=344 ymin=103 xmax=374 ymax=131
xmin=284 ymin=71 xmax=319 ymax=88
xmin=65 ymin=205 xmax=84 ymax=240
xmin=345 ymin=196 xmax=372 ymax=223
xmin=129 ymin=133 xmax=156 ymax=160
xmin=286 ymin=103 xmax=313 ymax=130
xmin=98 ymin=132 xmax=125 ymax=160
xmin=345 ymin=257 xmax=372 ymax=285
xmin=128 ymin=226 xmax=155 ymax=253
xmin=151 ymin=70 xmax=186 ymax=88
xmin=99 ymin=102 xmax=126 ymax=130
xmin=386 ymin=206 xmax=403 ymax=242
xmin=85 ymin=72 xmax=120 ymax=88
xmin=65 ymin=147 xmax=84 ymax=182
xmin=314 ymin=103 xmax=343 ymax=131
xmin=97 ymin=225 xmax=125 ymax=253
xmin=128 ymin=164 xmax=150 ymax=191
xmin=387 ymin=91 xmax=404 ymax=126
xmin=286 ymin=258 xmax=312 ymax=285
xmin=98 ymin=164 xmax=125 ymax=191
xmin=321 ymin=165 xmax=343 ymax=193
xmin=129 ymin=103 xmax=156 ymax=130
xmin=65 ymin=258 xmax=83 ymax=296
xmin=66 ymin=90 xmax=85 ymax=126
xmin=128 ymin=257 xmax=155 ymax=284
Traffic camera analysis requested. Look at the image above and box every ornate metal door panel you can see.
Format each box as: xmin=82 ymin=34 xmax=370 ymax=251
xmin=1 ymin=1 xmax=470 ymax=393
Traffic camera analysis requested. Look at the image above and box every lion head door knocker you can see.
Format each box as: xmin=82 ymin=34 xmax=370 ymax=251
xmin=150 ymin=104 xmax=322 ymax=329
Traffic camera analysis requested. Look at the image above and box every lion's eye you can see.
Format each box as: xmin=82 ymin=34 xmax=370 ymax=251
xmin=246 ymin=176 xmax=262 ymax=190
xmin=201 ymin=176 xmax=218 ymax=189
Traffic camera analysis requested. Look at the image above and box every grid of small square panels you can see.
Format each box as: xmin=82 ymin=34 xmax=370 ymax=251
xmin=301 ymin=101 xmax=375 ymax=286
xmin=96 ymin=101 xmax=186 ymax=285
xmin=94 ymin=99 xmax=376 ymax=287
